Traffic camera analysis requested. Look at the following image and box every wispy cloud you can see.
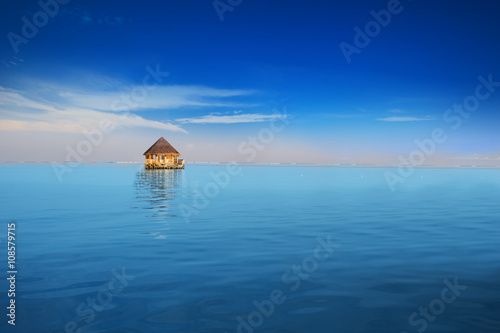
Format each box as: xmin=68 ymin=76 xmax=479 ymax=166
xmin=388 ymin=108 xmax=404 ymax=113
xmin=62 ymin=85 xmax=257 ymax=112
xmin=1 ymin=56 xmax=24 ymax=69
xmin=0 ymin=72 xmax=262 ymax=134
xmin=176 ymin=112 xmax=286 ymax=124
xmin=0 ymin=87 xmax=186 ymax=133
xmin=61 ymin=7 xmax=126 ymax=26
xmin=376 ymin=116 xmax=436 ymax=122
xmin=322 ymin=113 xmax=363 ymax=119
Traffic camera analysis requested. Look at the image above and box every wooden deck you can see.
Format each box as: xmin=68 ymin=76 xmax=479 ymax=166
xmin=145 ymin=163 xmax=185 ymax=169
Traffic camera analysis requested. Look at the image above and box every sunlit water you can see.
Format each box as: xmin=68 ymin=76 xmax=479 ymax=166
xmin=1 ymin=164 xmax=500 ymax=333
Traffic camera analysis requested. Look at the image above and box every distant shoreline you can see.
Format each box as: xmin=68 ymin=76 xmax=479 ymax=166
xmin=1 ymin=161 xmax=499 ymax=169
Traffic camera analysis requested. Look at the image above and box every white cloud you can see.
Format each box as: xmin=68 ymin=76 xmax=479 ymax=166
xmin=0 ymin=74 xmax=260 ymax=134
xmin=388 ymin=108 xmax=404 ymax=113
xmin=323 ymin=113 xmax=363 ymax=119
xmin=376 ymin=116 xmax=436 ymax=122
xmin=9 ymin=73 xmax=257 ymax=112
xmin=61 ymin=85 xmax=256 ymax=112
xmin=176 ymin=113 xmax=286 ymax=124
xmin=0 ymin=87 xmax=186 ymax=133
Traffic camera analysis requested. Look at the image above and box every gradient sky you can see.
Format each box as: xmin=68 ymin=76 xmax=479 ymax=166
xmin=0 ymin=0 xmax=499 ymax=164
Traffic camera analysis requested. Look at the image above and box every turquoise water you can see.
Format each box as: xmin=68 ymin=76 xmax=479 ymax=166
xmin=1 ymin=164 xmax=500 ymax=333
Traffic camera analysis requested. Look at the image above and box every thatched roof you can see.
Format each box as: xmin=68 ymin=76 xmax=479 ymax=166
xmin=143 ymin=137 xmax=180 ymax=155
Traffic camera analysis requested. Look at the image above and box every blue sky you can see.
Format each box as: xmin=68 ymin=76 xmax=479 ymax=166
xmin=0 ymin=0 xmax=499 ymax=164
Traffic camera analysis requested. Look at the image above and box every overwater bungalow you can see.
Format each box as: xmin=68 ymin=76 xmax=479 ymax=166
xmin=144 ymin=137 xmax=185 ymax=169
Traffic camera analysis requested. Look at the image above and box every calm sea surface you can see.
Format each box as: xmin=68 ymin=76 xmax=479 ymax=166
xmin=1 ymin=164 xmax=500 ymax=333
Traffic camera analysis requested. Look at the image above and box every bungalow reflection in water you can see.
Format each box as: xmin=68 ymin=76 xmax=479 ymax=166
xmin=134 ymin=168 xmax=183 ymax=219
